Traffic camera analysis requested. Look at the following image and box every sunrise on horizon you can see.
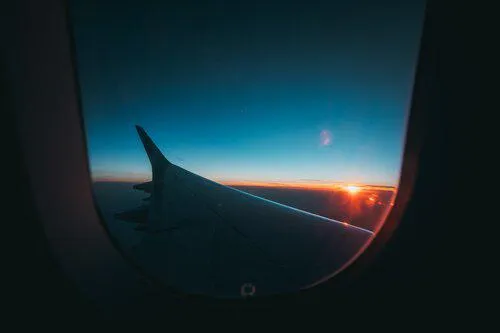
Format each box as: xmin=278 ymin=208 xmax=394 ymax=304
xmin=92 ymin=174 xmax=396 ymax=192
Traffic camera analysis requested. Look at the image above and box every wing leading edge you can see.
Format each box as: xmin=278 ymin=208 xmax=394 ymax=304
xmin=115 ymin=126 xmax=374 ymax=298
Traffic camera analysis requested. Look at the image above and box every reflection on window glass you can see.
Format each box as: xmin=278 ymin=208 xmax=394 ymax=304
xmin=70 ymin=0 xmax=425 ymax=298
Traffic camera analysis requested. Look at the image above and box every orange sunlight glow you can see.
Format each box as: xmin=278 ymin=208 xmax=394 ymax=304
xmin=219 ymin=180 xmax=396 ymax=192
xmin=94 ymin=176 xmax=397 ymax=194
xmin=344 ymin=185 xmax=361 ymax=194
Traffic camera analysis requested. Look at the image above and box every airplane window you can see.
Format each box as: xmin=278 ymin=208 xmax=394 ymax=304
xmin=69 ymin=0 xmax=426 ymax=298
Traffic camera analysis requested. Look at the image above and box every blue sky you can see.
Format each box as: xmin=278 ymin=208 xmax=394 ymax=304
xmin=71 ymin=0 xmax=426 ymax=186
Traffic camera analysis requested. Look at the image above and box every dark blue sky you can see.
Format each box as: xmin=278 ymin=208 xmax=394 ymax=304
xmin=71 ymin=0 xmax=425 ymax=186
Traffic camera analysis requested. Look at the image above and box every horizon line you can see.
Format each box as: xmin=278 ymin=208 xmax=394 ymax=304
xmin=92 ymin=176 xmax=397 ymax=191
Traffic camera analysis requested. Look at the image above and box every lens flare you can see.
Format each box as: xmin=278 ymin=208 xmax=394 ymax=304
xmin=319 ymin=130 xmax=332 ymax=146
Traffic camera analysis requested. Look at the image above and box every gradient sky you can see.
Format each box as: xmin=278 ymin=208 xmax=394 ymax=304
xmin=70 ymin=0 xmax=426 ymax=186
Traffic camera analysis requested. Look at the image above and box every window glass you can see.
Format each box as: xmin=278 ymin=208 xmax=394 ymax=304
xmin=70 ymin=0 xmax=425 ymax=298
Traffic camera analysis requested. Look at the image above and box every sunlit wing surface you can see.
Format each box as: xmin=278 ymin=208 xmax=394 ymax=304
xmin=115 ymin=126 xmax=374 ymax=298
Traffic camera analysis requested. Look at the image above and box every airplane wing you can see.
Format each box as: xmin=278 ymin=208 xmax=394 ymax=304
xmin=115 ymin=125 xmax=374 ymax=298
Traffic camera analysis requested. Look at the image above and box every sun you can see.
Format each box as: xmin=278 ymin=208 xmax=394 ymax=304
xmin=345 ymin=185 xmax=361 ymax=194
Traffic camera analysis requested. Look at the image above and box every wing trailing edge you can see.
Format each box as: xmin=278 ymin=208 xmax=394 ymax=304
xmin=133 ymin=181 xmax=153 ymax=193
xmin=115 ymin=205 xmax=149 ymax=224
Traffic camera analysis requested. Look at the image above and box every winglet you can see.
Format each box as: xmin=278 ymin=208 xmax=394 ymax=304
xmin=135 ymin=125 xmax=171 ymax=168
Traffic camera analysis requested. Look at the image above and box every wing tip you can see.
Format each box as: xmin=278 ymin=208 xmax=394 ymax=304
xmin=135 ymin=125 xmax=148 ymax=142
xmin=135 ymin=124 xmax=144 ymax=133
xmin=135 ymin=125 xmax=171 ymax=167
